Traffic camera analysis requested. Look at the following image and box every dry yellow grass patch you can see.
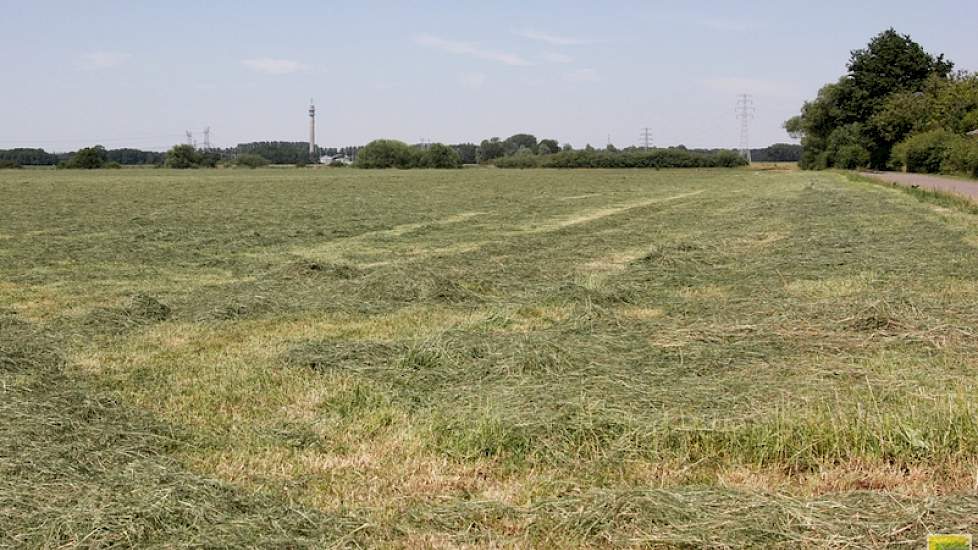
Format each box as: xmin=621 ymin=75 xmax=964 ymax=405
xmin=785 ymin=272 xmax=877 ymax=299
xmin=580 ymin=248 xmax=648 ymax=274
xmin=518 ymin=191 xmax=704 ymax=234
xmin=70 ymin=306 xmax=500 ymax=433
xmin=292 ymin=212 xmax=483 ymax=262
xmin=963 ymin=235 xmax=978 ymax=250
xmin=678 ymin=284 xmax=728 ymax=300
xmin=717 ymin=460 xmax=978 ymax=497
xmin=509 ymin=305 xmax=574 ymax=331
xmin=558 ymin=193 xmax=602 ymax=201
xmin=728 ymin=232 xmax=786 ymax=253
xmin=2 ymin=286 xmax=66 ymax=321
xmin=616 ymin=306 xmax=665 ymax=320
xmin=183 ymin=434 xmax=512 ymax=513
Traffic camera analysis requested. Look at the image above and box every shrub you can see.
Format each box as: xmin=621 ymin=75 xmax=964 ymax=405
xmin=356 ymin=140 xmax=420 ymax=169
xmin=891 ymin=129 xmax=956 ymax=173
xmin=944 ymin=137 xmax=978 ymax=177
xmin=0 ymin=159 xmax=22 ymax=169
xmin=494 ymin=154 xmax=541 ymax=169
xmin=419 ymin=143 xmax=462 ymax=169
xmin=165 ymin=144 xmax=202 ymax=169
xmin=63 ymin=145 xmax=109 ymax=169
xmin=834 ymin=144 xmax=871 ymax=169
xmin=104 ymin=161 xmax=122 ymax=169
xmin=235 ymin=153 xmax=270 ymax=169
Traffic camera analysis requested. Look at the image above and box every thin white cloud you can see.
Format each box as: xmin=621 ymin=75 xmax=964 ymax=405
xmin=414 ymin=34 xmax=532 ymax=66
xmin=516 ymin=29 xmax=589 ymax=46
xmin=541 ymin=52 xmax=573 ymax=64
xmin=458 ymin=72 xmax=487 ymax=90
xmin=241 ymin=57 xmax=308 ymax=75
xmin=565 ymin=68 xmax=600 ymax=83
xmin=77 ymin=51 xmax=131 ymax=70
xmin=703 ymin=77 xmax=800 ymax=98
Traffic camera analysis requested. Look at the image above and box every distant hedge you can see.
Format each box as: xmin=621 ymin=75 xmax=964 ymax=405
xmin=494 ymin=149 xmax=748 ymax=169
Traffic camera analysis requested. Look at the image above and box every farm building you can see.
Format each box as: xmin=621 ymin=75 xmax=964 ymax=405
xmin=320 ymin=153 xmax=353 ymax=165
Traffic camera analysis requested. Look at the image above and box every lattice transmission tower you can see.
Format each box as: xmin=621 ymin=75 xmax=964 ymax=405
xmin=639 ymin=127 xmax=653 ymax=150
xmin=736 ymin=94 xmax=755 ymax=163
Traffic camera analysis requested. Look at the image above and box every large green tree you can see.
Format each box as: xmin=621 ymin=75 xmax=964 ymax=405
xmin=477 ymin=138 xmax=506 ymax=163
xmin=786 ymin=29 xmax=953 ymax=169
xmin=420 ymin=143 xmax=462 ymax=169
xmin=62 ymin=145 xmax=109 ymax=169
xmin=356 ymin=139 xmax=420 ymax=169
xmin=503 ymin=133 xmax=538 ymax=155
xmin=165 ymin=144 xmax=202 ymax=169
xmin=452 ymin=143 xmax=478 ymax=164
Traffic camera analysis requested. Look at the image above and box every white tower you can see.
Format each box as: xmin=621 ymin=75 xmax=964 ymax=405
xmin=308 ymin=99 xmax=316 ymax=160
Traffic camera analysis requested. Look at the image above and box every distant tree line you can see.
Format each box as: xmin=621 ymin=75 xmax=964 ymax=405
xmin=494 ymin=147 xmax=747 ymax=169
xmin=1 ymin=136 xmax=794 ymax=171
xmin=786 ymin=28 xmax=978 ymax=176
xmin=0 ymin=148 xmax=63 ymax=166
xmin=750 ymin=143 xmax=802 ymax=162
xmin=0 ymin=147 xmax=167 ymax=167
xmin=234 ymin=142 xmax=311 ymax=165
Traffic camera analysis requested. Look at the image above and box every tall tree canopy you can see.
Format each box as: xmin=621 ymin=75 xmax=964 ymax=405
xmin=786 ymin=29 xmax=955 ymax=169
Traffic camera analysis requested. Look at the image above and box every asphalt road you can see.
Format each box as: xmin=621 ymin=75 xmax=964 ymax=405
xmin=860 ymin=171 xmax=978 ymax=200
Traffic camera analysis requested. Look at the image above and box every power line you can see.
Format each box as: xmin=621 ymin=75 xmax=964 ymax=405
xmin=0 ymin=133 xmax=186 ymax=145
xmin=736 ymin=94 xmax=755 ymax=163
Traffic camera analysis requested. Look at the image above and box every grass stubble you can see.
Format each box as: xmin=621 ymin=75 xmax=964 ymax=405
xmin=3 ymin=167 xmax=978 ymax=547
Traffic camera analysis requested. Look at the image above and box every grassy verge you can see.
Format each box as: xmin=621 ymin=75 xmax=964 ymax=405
xmin=845 ymin=171 xmax=978 ymax=214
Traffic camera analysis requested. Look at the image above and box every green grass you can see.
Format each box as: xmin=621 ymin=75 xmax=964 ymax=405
xmin=3 ymin=167 xmax=978 ymax=546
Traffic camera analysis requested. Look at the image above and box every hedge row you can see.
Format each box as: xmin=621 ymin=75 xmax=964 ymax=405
xmin=494 ymin=149 xmax=748 ymax=169
xmin=891 ymin=129 xmax=978 ymax=177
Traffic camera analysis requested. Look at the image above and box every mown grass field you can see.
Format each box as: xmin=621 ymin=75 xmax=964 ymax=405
xmin=3 ymin=167 xmax=978 ymax=547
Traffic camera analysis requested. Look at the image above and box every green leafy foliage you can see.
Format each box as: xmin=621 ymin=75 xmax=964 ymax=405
xmin=165 ymin=144 xmax=203 ymax=169
xmin=891 ymin=129 xmax=958 ymax=173
xmin=419 ymin=143 xmax=462 ymax=169
xmin=944 ymin=136 xmax=978 ymax=177
xmin=0 ymin=148 xmax=59 ymax=166
xmin=787 ymin=29 xmax=957 ymax=170
xmin=235 ymin=141 xmax=313 ymax=164
xmin=61 ymin=145 xmax=109 ymax=169
xmin=452 ymin=143 xmax=478 ymax=164
xmin=477 ymin=137 xmax=506 ymax=163
xmin=356 ymin=139 xmax=421 ymax=169
xmin=235 ymin=153 xmax=270 ymax=169
xmin=494 ymin=148 xmax=747 ymax=169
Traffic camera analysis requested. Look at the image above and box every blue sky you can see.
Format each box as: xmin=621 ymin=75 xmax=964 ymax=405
xmin=3 ymin=1 xmax=977 ymax=152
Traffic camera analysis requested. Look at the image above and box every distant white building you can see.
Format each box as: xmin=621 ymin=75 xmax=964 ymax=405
xmin=320 ymin=153 xmax=353 ymax=165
